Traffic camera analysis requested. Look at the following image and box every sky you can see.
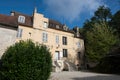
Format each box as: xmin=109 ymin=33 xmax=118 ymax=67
xmin=0 ymin=0 xmax=120 ymax=29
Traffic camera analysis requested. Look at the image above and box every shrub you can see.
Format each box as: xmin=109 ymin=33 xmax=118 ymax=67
xmin=0 ymin=40 xmax=52 ymax=80
xmin=94 ymin=56 xmax=120 ymax=74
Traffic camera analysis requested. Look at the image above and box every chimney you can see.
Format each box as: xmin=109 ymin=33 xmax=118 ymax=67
xmin=73 ymin=26 xmax=80 ymax=37
xmin=76 ymin=27 xmax=80 ymax=37
xmin=34 ymin=7 xmax=37 ymax=13
xmin=11 ymin=11 xmax=14 ymax=16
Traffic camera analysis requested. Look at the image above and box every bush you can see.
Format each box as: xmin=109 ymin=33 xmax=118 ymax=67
xmin=94 ymin=56 xmax=120 ymax=74
xmin=0 ymin=40 xmax=52 ymax=80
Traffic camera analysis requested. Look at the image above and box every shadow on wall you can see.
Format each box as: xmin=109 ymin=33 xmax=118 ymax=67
xmin=0 ymin=60 xmax=1 ymax=67
xmin=72 ymin=75 xmax=120 ymax=80
xmin=0 ymin=59 xmax=2 ymax=67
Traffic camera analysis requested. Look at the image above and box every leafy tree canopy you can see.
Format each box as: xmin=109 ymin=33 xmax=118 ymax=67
xmin=110 ymin=10 xmax=120 ymax=38
xmin=94 ymin=5 xmax=112 ymax=22
xmin=85 ymin=22 xmax=119 ymax=62
xmin=83 ymin=5 xmax=112 ymax=33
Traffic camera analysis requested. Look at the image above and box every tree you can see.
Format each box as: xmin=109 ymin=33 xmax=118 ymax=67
xmin=85 ymin=22 xmax=118 ymax=63
xmin=81 ymin=6 xmax=119 ymax=71
xmin=0 ymin=40 xmax=52 ymax=80
xmin=94 ymin=5 xmax=112 ymax=22
xmin=110 ymin=10 xmax=120 ymax=38
xmin=83 ymin=20 xmax=94 ymax=32
xmin=83 ymin=6 xmax=112 ymax=33
xmin=96 ymin=46 xmax=120 ymax=73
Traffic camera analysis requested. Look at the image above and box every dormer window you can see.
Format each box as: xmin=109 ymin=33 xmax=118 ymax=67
xmin=63 ymin=26 xmax=68 ymax=31
xmin=50 ymin=23 xmax=52 ymax=27
xmin=66 ymin=27 xmax=68 ymax=30
xmin=43 ymin=22 xmax=48 ymax=28
xmin=56 ymin=25 xmax=59 ymax=29
xmin=18 ymin=15 xmax=25 ymax=23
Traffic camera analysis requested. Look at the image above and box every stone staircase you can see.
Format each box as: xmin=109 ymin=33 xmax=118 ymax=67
xmin=52 ymin=59 xmax=77 ymax=72
xmin=52 ymin=60 xmax=64 ymax=72
xmin=64 ymin=60 xmax=77 ymax=71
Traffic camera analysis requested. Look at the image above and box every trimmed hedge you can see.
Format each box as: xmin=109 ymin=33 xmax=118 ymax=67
xmin=0 ymin=40 xmax=52 ymax=80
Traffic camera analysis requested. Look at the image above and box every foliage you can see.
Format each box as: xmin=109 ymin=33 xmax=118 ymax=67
xmin=85 ymin=22 xmax=118 ymax=62
xmin=83 ymin=20 xmax=94 ymax=34
xmin=110 ymin=10 xmax=120 ymax=38
xmin=95 ymin=46 xmax=120 ymax=74
xmin=80 ymin=6 xmax=120 ymax=72
xmin=95 ymin=53 xmax=120 ymax=73
xmin=82 ymin=6 xmax=119 ymax=64
xmin=83 ymin=6 xmax=112 ymax=35
xmin=0 ymin=40 xmax=52 ymax=80
xmin=94 ymin=5 xmax=112 ymax=22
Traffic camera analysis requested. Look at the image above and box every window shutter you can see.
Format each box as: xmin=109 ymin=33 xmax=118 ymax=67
xmin=42 ymin=32 xmax=48 ymax=42
xmin=17 ymin=28 xmax=23 ymax=38
xmin=56 ymin=35 xmax=59 ymax=44
xmin=46 ymin=33 xmax=48 ymax=42
xmin=60 ymin=51 xmax=63 ymax=58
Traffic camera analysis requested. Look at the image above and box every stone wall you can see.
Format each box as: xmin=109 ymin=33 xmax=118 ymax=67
xmin=0 ymin=26 xmax=17 ymax=58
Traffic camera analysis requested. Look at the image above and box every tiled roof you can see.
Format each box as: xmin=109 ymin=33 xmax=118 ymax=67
xmin=0 ymin=11 xmax=33 ymax=28
xmin=11 ymin=11 xmax=33 ymax=27
xmin=49 ymin=19 xmax=63 ymax=26
xmin=49 ymin=19 xmax=74 ymax=33
xmin=0 ymin=11 xmax=82 ymax=38
xmin=49 ymin=19 xmax=63 ymax=29
xmin=0 ymin=14 xmax=17 ymax=27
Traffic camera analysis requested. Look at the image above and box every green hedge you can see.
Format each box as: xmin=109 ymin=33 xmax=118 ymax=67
xmin=0 ymin=40 xmax=52 ymax=80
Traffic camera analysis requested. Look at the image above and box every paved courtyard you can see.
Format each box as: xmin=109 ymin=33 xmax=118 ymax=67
xmin=50 ymin=71 xmax=120 ymax=80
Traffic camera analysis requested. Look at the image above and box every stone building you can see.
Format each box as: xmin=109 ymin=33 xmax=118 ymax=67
xmin=0 ymin=9 xmax=84 ymax=71
xmin=0 ymin=14 xmax=17 ymax=57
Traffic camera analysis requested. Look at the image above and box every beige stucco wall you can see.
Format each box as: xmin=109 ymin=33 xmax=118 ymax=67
xmin=33 ymin=13 xmax=48 ymax=29
xmin=0 ymin=26 xmax=17 ymax=58
xmin=17 ymin=12 xmax=84 ymax=64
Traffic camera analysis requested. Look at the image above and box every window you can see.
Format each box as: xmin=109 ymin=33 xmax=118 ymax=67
xmin=77 ymin=42 xmax=81 ymax=47
xmin=56 ymin=35 xmax=59 ymax=44
xmin=56 ymin=25 xmax=59 ymax=29
xmin=18 ymin=15 xmax=25 ymax=23
xmin=63 ymin=49 xmax=68 ymax=57
xmin=43 ymin=22 xmax=48 ymax=28
xmin=62 ymin=36 xmax=67 ymax=45
xmin=78 ymin=52 xmax=81 ymax=59
xmin=63 ymin=25 xmax=68 ymax=31
xmin=42 ymin=32 xmax=48 ymax=42
xmin=17 ymin=28 xmax=23 ymax=38
xmin=49 ymin=23 xmax=52 ymax=27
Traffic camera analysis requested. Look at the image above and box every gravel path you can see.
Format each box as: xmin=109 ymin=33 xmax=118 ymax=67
xmin=49 ymin=71 xmax=120 ymax=80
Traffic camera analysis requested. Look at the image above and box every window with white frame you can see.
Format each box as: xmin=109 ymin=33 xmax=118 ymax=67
xmin=42 ymin=32 xmax=48 ymax=42
xmin=17 ymin=28 xmax=23 ymax=38
xmin=18 ymin=15 xmax=25 ymax=23
xmin=56 ymin=35 xmax=59 ymax=44
xmin=43 ymin=22 xmax=48 ymax=28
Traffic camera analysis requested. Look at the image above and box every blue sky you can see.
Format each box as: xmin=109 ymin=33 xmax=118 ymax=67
xmin=0 ymin=0 xmax=120 ymax=29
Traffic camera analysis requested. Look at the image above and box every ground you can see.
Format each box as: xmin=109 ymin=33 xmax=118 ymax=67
xmin=49 ymin=71 xmax=120 ymax=80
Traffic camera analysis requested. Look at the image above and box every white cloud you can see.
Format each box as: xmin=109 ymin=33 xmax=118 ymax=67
xmin=44 ymin=0 xmax=105 ymax=22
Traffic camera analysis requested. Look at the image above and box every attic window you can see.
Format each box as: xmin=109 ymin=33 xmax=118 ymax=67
xmin=43 ymin=22 xmax=48 ymax=28
xmin=18 ymin=15 xmax=25 ymax=23
xmin=63 ymin=26 xmax=68 ymax=31
xmin=56 ymin=25 xmax=59 ymax=29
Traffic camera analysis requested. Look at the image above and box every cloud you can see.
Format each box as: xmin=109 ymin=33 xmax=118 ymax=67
xmin=44 ymin=0 xmax=105 ymax=22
